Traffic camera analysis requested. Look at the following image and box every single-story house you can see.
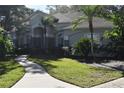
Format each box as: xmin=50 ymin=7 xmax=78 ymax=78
xmin=10 ymin=11 xmax=114 ymax=52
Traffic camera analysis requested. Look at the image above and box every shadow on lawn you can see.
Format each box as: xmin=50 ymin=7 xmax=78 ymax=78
xmin=69 ymin=56 xmax=111 ymax=64
xmin=29 ymin=54 xmax=124 ymax=74
xmin=29 ymin=54 xmax=117 ymax=66
xmin=0 ymin=57 xmax=22 ymax=75
xmin=28 ymin=54 xmax=67 ymax=72
xmin=71 ymin=56 xmax=124 ymax=64
xmin=29 ymin=54 xmax=64 ymax=61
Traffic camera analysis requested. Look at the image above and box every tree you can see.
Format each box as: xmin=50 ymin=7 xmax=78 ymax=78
xmin=0 ymin=5 xmax=34 ymax=52
xmin=98 ymin=5 xmax=124 ymax=58
xmin=73 ymin=5 xmax=100 ymax=60
xmin=9 ymin=6 xmax=33 ymax=31
xmin=41 ymin=16 xmax=58 ymax=51
xmin=104 ymin=29 xmax=121 ymax=41
xmin=0 ymin=5 xmax=23 ymax=30
xmin=0 ymin=28 xmax=13 ymax=59
xmin=97 ymin=5 xmax=124 ymax=39
xmin=0 ymin=5 xmax=33 ymax=31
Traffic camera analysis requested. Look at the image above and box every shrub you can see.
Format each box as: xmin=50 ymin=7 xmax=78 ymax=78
xmin=103 ymin=29 xmax=124 ymax=58
xmin=0 ymin=28 xmax=13 ymax=59
xmin=104 ymin=29 xmax=121 ymax=41
xmin=74 ymin=38 xmax=91 ymax=58
xmin=74 ymin=38 xmax=99 ymax=58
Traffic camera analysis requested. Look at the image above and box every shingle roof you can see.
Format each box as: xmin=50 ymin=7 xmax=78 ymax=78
xmin=53 ymin=12 xmax=113 ymax=30
xmin=53 ymin=12 xmax=83 ymax=23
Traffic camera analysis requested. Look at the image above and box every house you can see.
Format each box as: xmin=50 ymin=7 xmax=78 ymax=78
xmin=11 ymin=11 xmax=56 ymax=53
xmin=10 ymin=11 xmax=113 ymax=53
xmin=26 ymin=11 xmax=56 ymax=51
xmin=53 ymin=11 xmax=113 ymax=47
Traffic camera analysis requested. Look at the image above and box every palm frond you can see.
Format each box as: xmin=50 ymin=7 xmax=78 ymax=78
xmin=72 ymin=16 xmax=87 ymax=31
xmin=81 ymin=5 xmax=99 ymax=17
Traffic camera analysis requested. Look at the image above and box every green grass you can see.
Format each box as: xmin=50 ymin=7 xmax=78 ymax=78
xmin=0 ymin=58 xmax=25 ymax=88
xmin=29 ymin=56 xmax=124 ymax=88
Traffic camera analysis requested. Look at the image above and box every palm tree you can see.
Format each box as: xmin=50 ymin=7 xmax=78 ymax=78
xmin=73 ymin=5 xmax=100 ymax=61
xmin=41 ymin=16 xmax=58 ymax=51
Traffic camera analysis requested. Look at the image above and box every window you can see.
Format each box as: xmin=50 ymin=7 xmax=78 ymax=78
xmin=86 ymin=33 xmax=99 ymax=40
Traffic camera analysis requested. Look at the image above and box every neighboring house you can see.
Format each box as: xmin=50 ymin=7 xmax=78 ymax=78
xmin=53 ymin=12 xmax=113 ymax=47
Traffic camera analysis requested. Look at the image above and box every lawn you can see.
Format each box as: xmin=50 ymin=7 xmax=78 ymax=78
xmin=29 ymin=56 xmax=124 ymax=88
xmin=0 ymin=57 xmax=25 ymax=88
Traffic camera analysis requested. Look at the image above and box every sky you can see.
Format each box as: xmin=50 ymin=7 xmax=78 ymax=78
xmin=26 ymin=5 xmax=49 ymax=13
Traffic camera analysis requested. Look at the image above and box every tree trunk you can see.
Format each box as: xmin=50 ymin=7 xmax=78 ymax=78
xmin=44 ymin=24 xmax=48 ymax=53
xmin=44 ymin=25 xmax=46 ymax=50
xmin=89 ymin=17 xmax=95 ymax=62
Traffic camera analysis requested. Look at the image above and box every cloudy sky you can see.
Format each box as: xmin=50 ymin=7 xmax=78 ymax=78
xmin=26 ymin=5 xmax=49 ymax=13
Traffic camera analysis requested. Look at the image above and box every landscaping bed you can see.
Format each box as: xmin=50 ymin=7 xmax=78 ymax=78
xmin=29 ymin=56 xmax=124 ymax=88
xmin=0 ymin=57 xmax=25 ymax=88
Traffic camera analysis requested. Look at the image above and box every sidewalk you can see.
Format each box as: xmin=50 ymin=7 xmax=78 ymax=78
xmin=12 ymin=55 xmax=80 ymax=88
xmin=92 ymin=78 xmax=124 ymax=88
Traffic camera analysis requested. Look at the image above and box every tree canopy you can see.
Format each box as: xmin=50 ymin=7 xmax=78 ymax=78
xmin=72 ymin=5 xmax=100 ymax=60
xmin=0 ymin=27 xmax=13 ymax=59
xmin=0 ymin=5 xmax=34 ymax=31
xmin=97 ymin=6 xmax=124 ymax=39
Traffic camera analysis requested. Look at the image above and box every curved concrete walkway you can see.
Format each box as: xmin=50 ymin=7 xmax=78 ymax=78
xmin=92 ymin=77 xmax=124 ymax=88
xmin=12 ymin=55 xmax=80 ymax=88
